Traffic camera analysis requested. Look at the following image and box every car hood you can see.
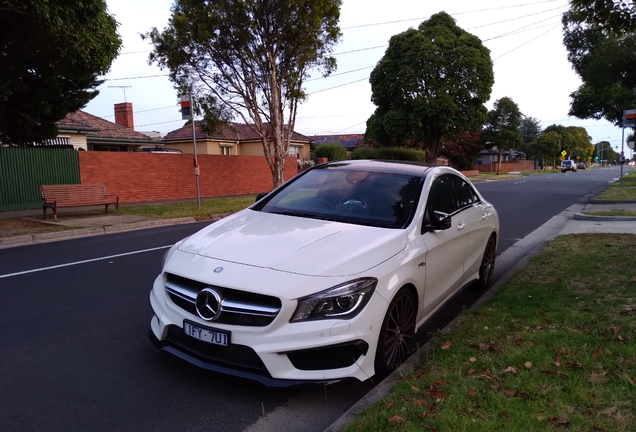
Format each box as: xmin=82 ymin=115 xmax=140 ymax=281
xmin=177 ymin=209 xmax=407 ymax=277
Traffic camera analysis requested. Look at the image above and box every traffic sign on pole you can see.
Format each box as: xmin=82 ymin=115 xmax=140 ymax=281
xmin=623 ymin=109 xmax=636 ymax=127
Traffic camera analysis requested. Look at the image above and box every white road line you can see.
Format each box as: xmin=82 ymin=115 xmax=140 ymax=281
xmin=0 ymin=245 xmax=171 ymax=279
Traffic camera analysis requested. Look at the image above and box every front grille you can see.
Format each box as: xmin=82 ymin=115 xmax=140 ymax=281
xmin=286 ymin=340 xmax=369 ymax=371
xmin=166 ymin=325 xmax=269 ymax=374
xmin=165 ymin=273 xmax=282 ymax=327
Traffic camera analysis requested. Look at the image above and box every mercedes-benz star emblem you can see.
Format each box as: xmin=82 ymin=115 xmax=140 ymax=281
xmin=195 ymin=288 xmax=222 ymax=321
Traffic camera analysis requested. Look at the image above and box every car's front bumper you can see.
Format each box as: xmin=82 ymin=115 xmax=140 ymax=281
xmin=149 ymin=274 xmax=389 ymax=385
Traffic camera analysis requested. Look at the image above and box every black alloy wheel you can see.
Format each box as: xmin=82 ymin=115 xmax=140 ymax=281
xmin=476 ymin=234 xmax=497 ymax=289
xmin=374 ymin=289 xmax=416 ymax=377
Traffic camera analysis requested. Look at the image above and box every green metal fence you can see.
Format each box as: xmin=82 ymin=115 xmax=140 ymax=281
xmin=0 ymin=147 xmax=80 ymax=211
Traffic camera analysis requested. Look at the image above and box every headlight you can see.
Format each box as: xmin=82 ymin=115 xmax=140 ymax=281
xmin=290 ymin=278 xmax=378 ymax=322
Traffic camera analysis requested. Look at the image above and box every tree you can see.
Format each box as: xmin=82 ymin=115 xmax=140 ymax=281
xmin=441 ymin=131 xmax=484 ymax=171
xmin=528 ymin=131 xmax=562 ymax=170
xmin=483 ymin=97 xmax=523 ymax=175
xmin=145 ymin=0 xmax=341 ymax=187
xmin=594 ymin=140 xmax=619 ymax=163
xmin=365 ymin=12 xmax=493 ymax=164
xmin=563 ymin=9 xmax=636 ymax=126
xmin=566 ymin=125 xmax=594 ymax=162
xmin=519 ymin=116 xmax=542 ymax=155
xmin=0 ymin=0 xmax=121 ymax=144
xmin=569 ymin=0 xmax=636 ymax=32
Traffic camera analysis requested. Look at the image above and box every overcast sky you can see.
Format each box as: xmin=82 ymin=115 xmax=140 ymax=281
xmin=84 ymin=0 xmax=633 ymax=157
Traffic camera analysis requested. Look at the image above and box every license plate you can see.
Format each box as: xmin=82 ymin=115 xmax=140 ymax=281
xmin=183 ymin=321 xmax=230 ymax=347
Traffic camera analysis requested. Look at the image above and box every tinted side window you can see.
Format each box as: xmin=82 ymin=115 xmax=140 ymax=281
xmin=448 ymin=175 xmax=478 ymax=209
xmin=426 ymin=175 xmax=456 ymax=216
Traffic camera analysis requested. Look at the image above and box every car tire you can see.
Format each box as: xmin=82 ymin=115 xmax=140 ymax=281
xmin=475 ymin=234 xmax=497 ymax=289
xmin=374 ymin=288 xmax=416 ymax=378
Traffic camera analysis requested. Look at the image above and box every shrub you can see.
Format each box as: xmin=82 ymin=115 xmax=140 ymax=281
xmin=351 ymin=147 xmax=426 ymax=161
xmin=314 ymin=142 xmax=348 ymax=162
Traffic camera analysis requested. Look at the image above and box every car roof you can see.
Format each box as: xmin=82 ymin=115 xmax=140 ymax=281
xmin=315 ymin=159 xmax=437 ymax=176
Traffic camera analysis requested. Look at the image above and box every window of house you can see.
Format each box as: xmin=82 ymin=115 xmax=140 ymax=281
xmin=220 ymin=144 xmax=233 ymax=155
xmin=288 ymin=146 xmax=301 ymax=158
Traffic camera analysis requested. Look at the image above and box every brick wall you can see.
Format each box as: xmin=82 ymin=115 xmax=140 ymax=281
xmin=79 ymin=152 xmax=297 ymax=203
xmin=474 ymin=160 xmax=535 ymax=173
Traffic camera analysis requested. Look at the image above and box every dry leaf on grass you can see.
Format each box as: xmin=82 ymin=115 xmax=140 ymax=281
xmin=414 ymin=399 xmax=428 ymax=406
xmin=469 ymin=357 xmax=477 ymax=362
xmin=626 ymin=374 xmax=634 ymax=385
xmin=388 ymin=415 xmax=404 ymax=425
xmin=548 ymin=416 xmax=569 ymax=426
xmin=503 ymin=389 xmax=515 ymax=397
xmin=503 ymin=366 xmax=518 ymax=374
xmin=428 ymin=389 xmax=448 ymax=399
xmin=386 ymin=402 xmax=395 ymax=409
xmin=601 ymin=406 xmax=617 ymax=416
xmin=590 ymin=374 xmax=608 ymax=384
xmin=553 ymin=360 xmax=561 ymax=367
xmin=411 ymin=386 xmax=420 ymax=392
xmin=524 ymin=361 xmax=532 ymax=369
xmin=466 ymin=390 xmax=477 ymax=397
xmin=592 ymin=349 xmax=602 ymax=360
xmin=440 ymin=341 xmax=452 ymax=350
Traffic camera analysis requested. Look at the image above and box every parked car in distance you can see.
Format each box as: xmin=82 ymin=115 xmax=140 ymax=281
xmin=148 ymin=160 xmax=499 ymax=386
xmin=577 ymin=163 xmax=586 ymax=170
xmin=134 ymin=146 xmax=183 ymax=154
xmin=561 ymin=160 xmax=577 ymax=172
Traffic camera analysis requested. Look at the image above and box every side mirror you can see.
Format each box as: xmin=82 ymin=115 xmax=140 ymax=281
xmin=423 ymin=210 xmax=452 ymax=232
xmin=255 ymin=192 xmax=268 ymax=202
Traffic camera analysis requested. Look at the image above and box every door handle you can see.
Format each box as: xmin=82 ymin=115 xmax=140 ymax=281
xmin=457 ymin=222 xmax=465 ymax=231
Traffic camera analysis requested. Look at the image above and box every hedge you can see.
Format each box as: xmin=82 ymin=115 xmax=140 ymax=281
xmin=314 ymin=142 xmax=348 ymax=162
xmin=350 ymin=147 xmax=426 ymax=162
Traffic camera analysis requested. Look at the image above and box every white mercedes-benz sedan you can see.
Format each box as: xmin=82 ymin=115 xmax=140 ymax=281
xmin=149 ymin=160 xmax=499 ymax=386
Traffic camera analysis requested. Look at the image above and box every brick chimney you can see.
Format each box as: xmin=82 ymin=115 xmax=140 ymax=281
xmin=114 ymin=102 xmax=134 ymax=129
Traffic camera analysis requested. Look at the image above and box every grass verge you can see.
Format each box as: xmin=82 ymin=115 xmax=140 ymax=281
xmin=596 ymin=175 xmax=636 ymax=201
xmin=0 ymin=219 xmax=80 ymax=237
xmin=582 ymin=210 xmax=636 ymax=217
xmin=346 ymin=234 xmax=636 ymax=432
xmin=114 ymin=195 xmax=257 ymax=220
xmin=472 ymin=173 xmax=524 ymax=181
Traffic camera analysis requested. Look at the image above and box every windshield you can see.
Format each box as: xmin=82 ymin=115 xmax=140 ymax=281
xmin=257 ymin=169 xmax=423 ymax=228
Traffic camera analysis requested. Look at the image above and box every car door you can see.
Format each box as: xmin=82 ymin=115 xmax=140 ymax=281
xmin=419 ymin=174 xmax=468 ymax=318
xmin=448 ymin=174 xmax=493 ymax=283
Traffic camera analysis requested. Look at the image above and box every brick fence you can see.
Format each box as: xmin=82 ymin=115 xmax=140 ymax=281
xmin=79 ymin=152 xmax=297 ymax=204
xmin=474 ymin=160 xmax=535 ymax=173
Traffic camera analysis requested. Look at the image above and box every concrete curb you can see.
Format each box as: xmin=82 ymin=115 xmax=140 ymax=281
xmin=573 ymin=212 xmax=636 ymax=221
xmin=0 ymin=216 xmax=198 ymax=249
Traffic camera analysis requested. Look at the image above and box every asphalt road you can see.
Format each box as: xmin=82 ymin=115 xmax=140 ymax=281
xmin=0 ymin=167 xmax=626 ymax=432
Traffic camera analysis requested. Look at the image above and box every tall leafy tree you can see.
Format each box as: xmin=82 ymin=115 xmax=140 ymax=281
xmin=566 ymin=125 xmax=595 ymax=162
xmin=482 ymin=97 xmax=523 ymax=175
xmin=0 ymin=0 xmax=121 ymax=144
xmin=528 ymin=131 xmax=562 ymax=170
xmin=519 ymin=116 xmax=542 ymax=155
xmin=563 ymin=8 xmax=636 ymax=126
xmin=365 ymin=12 xmax=493 ymax=164
xmin=570 ymin=0 xmax=636 ymax=32
xmin=543 ymin=124 xmax=572 ymax=155
xmin=145 ymin=0 xmax=342 ymax=187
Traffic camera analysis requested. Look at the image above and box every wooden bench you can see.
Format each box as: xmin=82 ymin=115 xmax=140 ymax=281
xmin=40 ymin=184 xmax=119 ymax=221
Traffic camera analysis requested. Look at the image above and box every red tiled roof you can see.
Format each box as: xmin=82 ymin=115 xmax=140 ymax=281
xmin=162 ymin=121 xmax=311 ymax=142
xmin=57 ymin=110 xmax=153 ymax=142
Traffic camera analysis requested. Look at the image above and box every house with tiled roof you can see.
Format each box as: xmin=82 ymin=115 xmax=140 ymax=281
xmin=56 ymin=103 xmax=156 ymax=151
xmin=312 ymin=134 xmax=366 ymax=151
xmin=162 ymin=121 xmax=312 ymax=160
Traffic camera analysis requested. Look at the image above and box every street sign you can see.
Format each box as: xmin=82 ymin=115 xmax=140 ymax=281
xmin=561 ymin=150 xmax=567 ymax=156
xmin=180 ymin=95 xmax=192 ymax=120
xmin=623 ymin=109 xmax=636 ymax=128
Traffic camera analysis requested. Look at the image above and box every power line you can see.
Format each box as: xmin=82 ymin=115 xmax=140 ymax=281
xmin=137 ymin=119 xmax=184 ymax=128
xmin=105 ymin=73 xmax=169 ymax=81
xmin=342 ymin=0 xmax=560 ymax=29
xmin=307 ymin=77 xmax=368 ymax=95
xmin=492 ymin=24 xmax=561 ymax=60
xmin=466 ymin=5 xmax=566 ymax=31
xmin=305 ymin=65 xmax=374 ymax=82
xmin=100 ymin=105 xmax=177 ymax=118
